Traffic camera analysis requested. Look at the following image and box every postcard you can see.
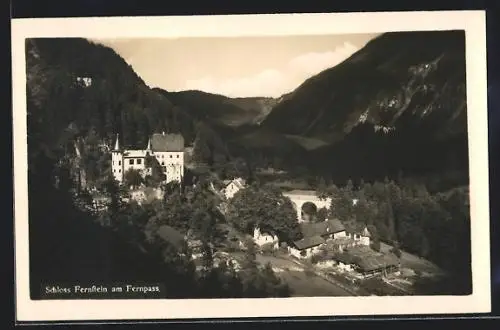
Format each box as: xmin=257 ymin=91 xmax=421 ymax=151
xmin=12 ymin=10 xmax=490 ymax=322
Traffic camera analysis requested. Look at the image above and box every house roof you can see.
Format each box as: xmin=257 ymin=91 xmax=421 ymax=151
xmin=325 ymin=218 xmax=346 ymax=233
xmin=225 ymin=178 xmax=246 ymax=189
xmin=300 ymin=222 xmax=327 ymax=237
xmin=356 ymin=254 xmax=399 ymax=272
xmin=332 ymin=246 xmax=399 ymax=272
xmin=156 ymin=225 xmax=185 ymax=250
xmin=328 ymin=236 xmax=356 ymax=246
xmin=300 ymin=219 xmax=346 ymax=238
xmin=150 ymin=133 xmax=184 ymax=152
xmin=292 ymin=235 xmax=325 ymax=250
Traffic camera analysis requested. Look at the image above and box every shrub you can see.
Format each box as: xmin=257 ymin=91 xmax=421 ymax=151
xmin=261 ymin=243 xmax=275 ymax=255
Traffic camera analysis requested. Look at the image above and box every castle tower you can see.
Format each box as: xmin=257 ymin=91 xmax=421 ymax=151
xmin=144 ymin=137 xmax=152 ymax=176
xmin=111 ymin=134 xmax=124 ymax=183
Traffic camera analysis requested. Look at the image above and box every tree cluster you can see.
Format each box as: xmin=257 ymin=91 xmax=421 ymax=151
xmin=326 ymin=178 xmax=471 ymax=294
xmin=225 ymin=184 xmax=302 ymax=243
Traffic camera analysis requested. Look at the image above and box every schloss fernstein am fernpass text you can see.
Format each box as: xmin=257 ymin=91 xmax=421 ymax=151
xmin=42 ymin=283 xmax=165 ymax=299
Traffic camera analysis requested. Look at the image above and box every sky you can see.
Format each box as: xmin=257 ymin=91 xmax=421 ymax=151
xmin=95 ymin=33 xmax=379 ymax=98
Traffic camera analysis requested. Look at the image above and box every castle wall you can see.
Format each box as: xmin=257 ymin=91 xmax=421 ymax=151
xmin=111 ymin=141 xmax=185 ymax=185
xmin=154 ymin=151 xmax=184 ymax=183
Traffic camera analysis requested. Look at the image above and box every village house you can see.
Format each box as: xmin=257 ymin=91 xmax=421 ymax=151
xmin=111 ymin=132 xmax=185 ymax=185
xmin=289 ymin=236 xmax=326 ymax=259
xmin=288 ymin=218 xmax=347 ymax=259
xmin=221 ymin=177 xmax=246 ymax=199
xmin=332 ymin=245 xmax=400 ymax=278
xmin=253 ymin=227 xmax=279 ymax=249
xmin=347 ymin=226 xmax=371 ymax=246
xmin=288 ymin=217 xmax=374 ymax=259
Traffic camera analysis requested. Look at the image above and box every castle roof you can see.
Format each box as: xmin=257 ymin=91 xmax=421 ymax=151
xmin=151 ymin=133 xmax=184 ymax=152
xmin=123 ymin=150 xmax=147 ymax=158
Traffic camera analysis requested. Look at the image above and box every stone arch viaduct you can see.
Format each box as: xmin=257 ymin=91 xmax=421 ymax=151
xmin=282 ymin=190 xmax=332 ymax=222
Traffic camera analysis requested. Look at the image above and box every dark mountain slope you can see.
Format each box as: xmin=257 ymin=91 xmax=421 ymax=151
xmin=254 ymin=31 xmax=468 ymax=187
xmin=155 ymin=89 xmax=277 ymax=127
xmin=24 ymin=38 xmax=226 ymax=297
xmin=261 ymin=30 xmax=467 ymax=143
xmin=27 ymin=38 xmax=198 ymax=153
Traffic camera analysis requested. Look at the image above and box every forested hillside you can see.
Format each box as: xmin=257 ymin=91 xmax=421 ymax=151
xmin=235 ymin=31 xmax=469 ymax=190
xmin=156 ymin=89 xmax=277 ymax=127
xmin=26 ymin=38 xmax=285 ymax=299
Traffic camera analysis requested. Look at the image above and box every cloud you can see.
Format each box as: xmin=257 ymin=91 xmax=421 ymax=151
xmin=181 ymin=42 xmax=359 ymax=98
xmin=288 ymin=42 xmax=359 ymax=77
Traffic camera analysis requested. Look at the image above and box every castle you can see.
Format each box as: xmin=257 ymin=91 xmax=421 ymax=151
xmin=111 ymin=132 xmax=185 ymax=185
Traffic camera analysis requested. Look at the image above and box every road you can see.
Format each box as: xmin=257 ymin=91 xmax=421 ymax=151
xmin=225 ymin=251 xmax=354 ymax=296
xmin=254 ymin=254 xmax=356 ymax=297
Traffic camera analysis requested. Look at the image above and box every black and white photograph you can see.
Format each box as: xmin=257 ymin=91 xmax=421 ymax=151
xmin=12 ymin=11 xmax=490 ymax=321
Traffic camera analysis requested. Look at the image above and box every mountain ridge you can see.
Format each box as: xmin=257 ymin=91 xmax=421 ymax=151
xmin=154 ymin=88 xmax=279 ymax=128
xmin=229 ymin=30 xmax=468 ymax=188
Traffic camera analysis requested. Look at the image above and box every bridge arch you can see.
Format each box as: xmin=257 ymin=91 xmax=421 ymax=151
xmin=283 ymin=190 xmax=332 ymax=223
xmin=301 ymin=202 xmax=317 ymax=222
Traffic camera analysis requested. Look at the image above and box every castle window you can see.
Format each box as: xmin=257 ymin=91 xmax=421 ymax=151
xmin=119 ymin=169 xmax=121 ymax=173
xmin=137 ymin=159 xmax=142 ymax=165
xmin=129 ymin=159 xmax=134 ymax=165
xmin=163 ymin=166 xmax=167 ymax=171
xmin=119 ymin=161 xmax=121 ymax=166
xmin=170 ymin=155 xmax=172 ymax=158
xmin=161 ymin=161 xmax=165 ymax=165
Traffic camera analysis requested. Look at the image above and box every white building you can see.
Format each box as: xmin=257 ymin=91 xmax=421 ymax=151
xmin=111 ymin=132 xmax=185 ymax=185
xmin=289 ymin=236 xmax=325 ymax=259
xmin=253 ymin=227 xmax=279 ymax=249
xmin=221 ymin=178 xmax=246 ymax=199
xmin=76 ymin=76 xmax=92 ymax=87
